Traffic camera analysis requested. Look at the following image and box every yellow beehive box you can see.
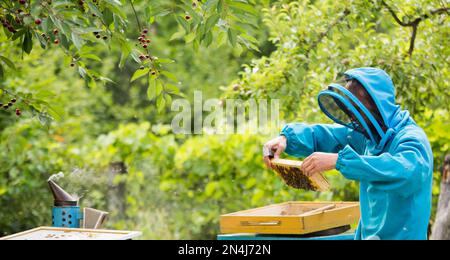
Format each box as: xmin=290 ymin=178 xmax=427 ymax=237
xmin=220 ymin=201 xmax=360 ymax=235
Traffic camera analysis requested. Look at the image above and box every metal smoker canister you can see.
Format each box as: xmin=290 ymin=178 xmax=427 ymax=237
xmin=48 ymin=180 xmax=82 ymax=228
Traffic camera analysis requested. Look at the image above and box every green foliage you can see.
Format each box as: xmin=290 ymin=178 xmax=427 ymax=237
xmin=0 ymin=0 xmax=260 ymax=115
xmin=0 ymin=0 xmax=449 ymax=239
xmin=224 ymin=0 xmax=449 ymax=120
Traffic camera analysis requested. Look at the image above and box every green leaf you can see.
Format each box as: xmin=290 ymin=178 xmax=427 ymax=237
xmin=165 ymin=84 xmax=180 ymax=95
xmin=103 ymin=8 xmax=114 ymax=26
xmin=117 ymin=38 xmax=132 ymax=69
xmin=80 ymin=53 xmax=102 ymax=62
xmin=204 ymin=31 xmax=213 ymax=47
xmin=147 ymin=78 xmax=163 ymax=100
xmin=228 ymin=1 xmax=257 ymax=15
xmin=34 ymin=31 xmax=48 ymax=49
xmin=161 ymin=71 xmax=178 ymax=82
xmin=203 ymin=0 xmax=219 ymax=12
xmin=156 ymin=95 xmax=166 ymax=112
xmin=205 ymin=14 xmax=220 ymax=32
xmin=185 ymin=32 xmax=197 ymax=43
xmin=217 ymin=0 xmax=224 ymax=13
xmin=155 ymin=58 xmax=175 ymax=64
xmin=0 ymin=64 xmax=4 ymax=80
xmin=87 ymin=1 xmax=104 ymax=19
xmin=22 ymin=30 xmax=33 ymax=54
xmin=164 ymin=93 xmax=173 ymax=106
xmin=49 ymin=15 xmax=65 ymax=34
xmin=71 ymin=33 xmax=84 ymax=50
xmin=233 ymin=42 xmax=243 ymax=56
xmin=0 ymin=56 xmax=16 ymax=70
xmin=227 ymin=28 xmax=237 ymax=47
xmin=170 ymin=30 xmax=186 ymax=41
xmin=131 ymin=68 xmax=150 ymax=82
xmin=78 ymin=66 xmax=87 ymax=79
xmin=175 ymin=16 xmax=190 ymax=33
xmin=12 ymin=29 xmax=26 ymax=41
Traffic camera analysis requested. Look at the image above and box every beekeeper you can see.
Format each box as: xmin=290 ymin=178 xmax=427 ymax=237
xmin=263 ymin=67 xmax=433 ymax=240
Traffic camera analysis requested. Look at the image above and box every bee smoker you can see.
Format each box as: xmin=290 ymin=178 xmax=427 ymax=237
xmin=48 ymin=180 xmax=83 ymax=228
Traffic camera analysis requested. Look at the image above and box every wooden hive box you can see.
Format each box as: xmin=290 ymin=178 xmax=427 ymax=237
xmin=271 ymin=158 xmax=330 ymax=191
xmin=220 ymin=202 xmax=360 ymax=235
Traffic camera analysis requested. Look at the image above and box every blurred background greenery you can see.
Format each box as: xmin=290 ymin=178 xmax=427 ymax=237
xmin=0 ymin=0 xmax=448 ymax=239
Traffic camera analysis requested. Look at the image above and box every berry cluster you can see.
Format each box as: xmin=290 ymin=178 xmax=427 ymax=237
xmin=137 ymin=28 xmax=151 ymax=49
xmin=0 ymin=98 xmax=21 ymax=116
xmin=1 ymin=18 xmax=17 ymax=33
xmin=139 ymin=54 xmax=151 ymax=61
xmin=39 ymin=28 xmax=61 ymax=45
xmin=93 ymin=31 xmax=108 ymax=40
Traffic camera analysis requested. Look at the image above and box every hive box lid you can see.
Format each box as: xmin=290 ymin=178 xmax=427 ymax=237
xmin=0 ymin=227 xmax=142 ymax=240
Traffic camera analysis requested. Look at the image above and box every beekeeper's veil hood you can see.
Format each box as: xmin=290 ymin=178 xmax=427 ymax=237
xmin=318 ymin=67 xmax=410 ymax=153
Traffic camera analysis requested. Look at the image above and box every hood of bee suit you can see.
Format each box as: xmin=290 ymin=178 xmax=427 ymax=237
xmin=318 ymin=67 xmax=411 ymax=154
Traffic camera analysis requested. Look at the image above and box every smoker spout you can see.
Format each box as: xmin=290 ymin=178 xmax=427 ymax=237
xmin=48 ymin=180 xmax=78 ymax=207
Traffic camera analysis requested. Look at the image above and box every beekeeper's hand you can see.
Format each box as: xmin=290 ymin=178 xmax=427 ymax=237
xmin=263 ymin=136 xmax=287 ymax=169
xmin=301 ymin=152 xmax=338 ymax=177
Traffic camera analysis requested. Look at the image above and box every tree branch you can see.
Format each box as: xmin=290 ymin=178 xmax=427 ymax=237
xmin=409 ymin=22 xmax=419 ymax=56
xmin=380 ymin=0 xmax=449 ymax=56
xmin=306 ymin=9 xmax=351 ymax=56
xmin=128 ymin=0 xmax=142 ymax=31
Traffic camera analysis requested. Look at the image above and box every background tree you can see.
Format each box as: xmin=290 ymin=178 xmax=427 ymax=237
xmin=431 ymin=155 xmax=450 ymax=240
xmin=0 ymin=0 xmax=449 ymax=239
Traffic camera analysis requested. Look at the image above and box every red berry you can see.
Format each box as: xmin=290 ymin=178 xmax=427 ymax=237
xmin=54 ymin=39 xmax=59 ymax=44
xmin=35 ymin=18 xmax=42 ymax=25
xmin=143 ymin=44 xmax=148 ymax=49
xmin=185 ymin=15 xmax=191 ymax=21
xmin=53 ymin=29 xmax=58 ymax=35
xmin=146 ymin=39 xmax=151 ymax=43
xmin=11 ymin=98 xmax=17 ymax=103
xmin=19 ymin=0 xmax=26 ymax=4
xmin=142 ymin=28 xmax=148 ymax=34
xmin=16 ymin=109 xmax=21 ymax=116
xmin=139 ymin=55 xmax=146 ymax=60
xmin=138 ymin=36 xmax=144 ymax=41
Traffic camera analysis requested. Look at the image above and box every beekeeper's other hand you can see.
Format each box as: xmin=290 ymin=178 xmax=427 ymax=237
xmin=301 ymin=152 xmax=338 ymax=177
xmin=263 ymin=136 xmax=287 ymax=169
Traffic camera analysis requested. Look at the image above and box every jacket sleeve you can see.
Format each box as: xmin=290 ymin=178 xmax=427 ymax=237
xmin=280 ymin=123 xmax=351 ymax=158
xmin=336 ymin=135 xmax=432 ymax=197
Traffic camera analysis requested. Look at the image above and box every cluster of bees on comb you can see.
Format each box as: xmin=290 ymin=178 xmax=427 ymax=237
xmin=271 ymin=163 xmax=321 ymax=191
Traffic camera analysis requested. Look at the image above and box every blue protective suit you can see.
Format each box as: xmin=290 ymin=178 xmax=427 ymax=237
xmin=281 ymin=68 xmax=433 ymax=240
